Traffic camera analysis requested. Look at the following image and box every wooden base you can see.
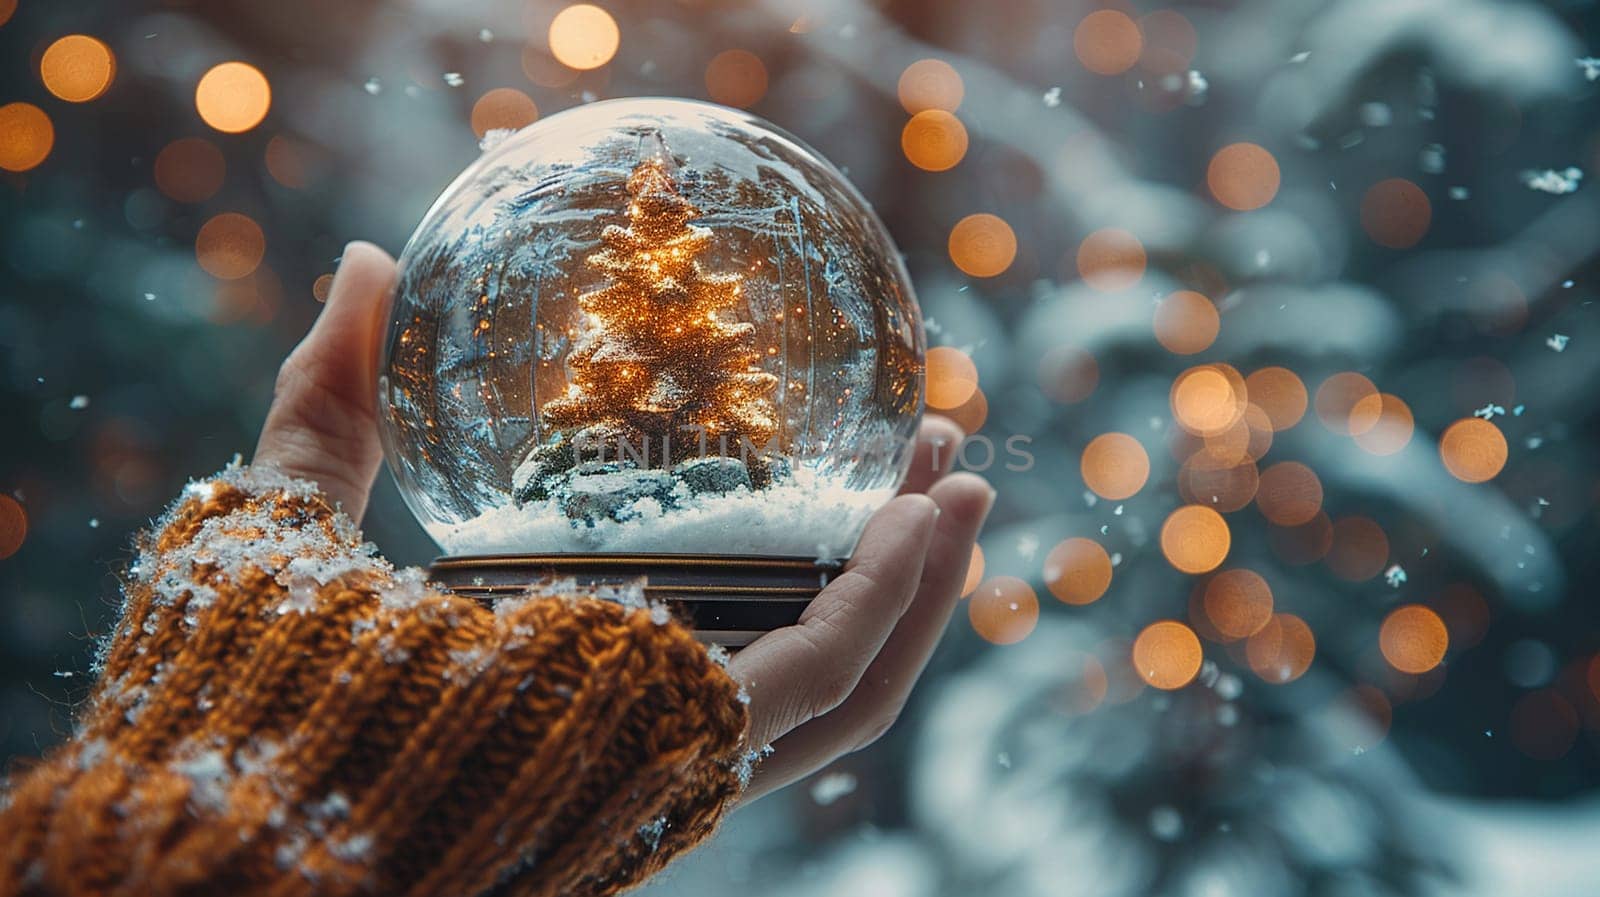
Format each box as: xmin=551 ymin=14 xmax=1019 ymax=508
xmin=429 ymin=553 xmax=838 ymax=647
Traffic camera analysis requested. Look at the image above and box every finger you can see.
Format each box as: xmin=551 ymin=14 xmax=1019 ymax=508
xmin=730 ymin=494 xmax=938 ymax=749
xmin=899 ymin=415 xmax=964 ymax=496
xmin=255 ymin=242 xmax=397 ymax=520
xmin=741 ymin=474 xmax=993 ymax=802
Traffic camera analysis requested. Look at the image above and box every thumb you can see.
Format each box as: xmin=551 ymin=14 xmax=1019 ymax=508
xmin=254 ymin=242 xmax=397 ymax=521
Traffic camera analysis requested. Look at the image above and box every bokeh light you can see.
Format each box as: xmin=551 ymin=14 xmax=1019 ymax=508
xmin=1256 ymin=461 xmax=1323 ymax=526
xmin=1207 ymin=143 xmax=1280 ymax=211
xmin=705 ymin=49 xmax=768 ymax=108
xmin=948 ymin=213 xmax=1017 ymax=278
xmin=1044 ymin=537 xmax=1113 ymax=605
xmin=1037 ymin=346 xmax=1099 ymax=404
xmin=154 ymin=138 xmax=225 ymax=203
xmin=1436 ymin=582 xmax=1490 ymax=649
xmin=40 ymin=34 xmax=117 ymax=103
xmin=1439 ymin=417 xmax=1508 ymax=483
xmin=943 ymin=385 xmax=988 ymax=434
xmin=1314 ymin=371 xmax=1378 ymax=435
xmin=1138 ymin=10 xmax=1197 ymax=75
xmin=897 ymin=58 xmax=963 ymax=113
xmin=925 ymin=346 xmax=979 ymax=410
xmin=1350 ymin=392 xmax=1415 ymax=455
xmin=1247 ymin=613 xmax=1316 ymax=683
xmin=1203 ymin=569 xmax=1274 ymax=640
xmin=0 ymin=495 xmax=26 ymax=560
xmin=1076 ymin=228 xmax=1146 ymax=292
xmin=1268 ymin=512 xmax=1333 ymax=566
xmin=1074 ymin=10 xmax=1143 ymax=76
xmin=471 ymin=88 xmax=539 ymax=137
xmin=195 ymin=62 xmax=271 ymax=134
xmin=1153 ymin=290 xmax=1219 ymax=355
xmin=0 ymin=0 xmax=15 ymax=27
xmin=1180 ymin=457 xmax=1259 ymax=512
xmin=1080 ymin=432 xmax=1150 ymax=500
xmin=549 ymin=4 xmax=620 ymax=70
xmin=1132 ymin=621 xmax=1203 ymax=690
xmin=901 ymin=110 xmax=968 ymax=172
xmin=1245 ymin=366 xmax=1307 ymax=431
xmin=522 ymin=45 xmax=581 ymax=88
xmin=1360 ymin=177 xmax=1431 ymax=249
xmin=961 ymin=544 xmax=984 ymax=598
xmin=0 ymin=102 xmax=54 ymax=172
xmin=1160 ymin=505 xmax=1231 ymax=574
xmin=1325 ymin=515 xmax=1389 ymax=581
xmin=1379 ymin=605 xmax=1449 ymax=674
xmin=969 ymin=576 xmax=1039 ymax=645
xmin=1171 ymin=364 xmax=1245 ymax=436
xmin=264 ymin=136 xmax=313 ymax=189
xmin=195 ymin=212 xmax=266 ymax=280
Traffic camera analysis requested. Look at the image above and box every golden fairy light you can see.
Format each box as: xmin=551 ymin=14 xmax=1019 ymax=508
xmin=0 ymin=102 xmax=53 ymax=172
xmin=1255 ymin=461 xmax=1322 ymax=526
xmin=1361 ymin=178 xmax=1431 ymax=249
xmin=195 ymin=212 xmax=266 ymax=280
xmin=1160 ymin=505 xmax=1230 ymax=574
xmin=1380 ymin=605 xmax=1449 ymax=674
xmin=1153 ymin=290 xmax=1219 ymax=355
xmin=1244 ymin=366 xmax=1307 ymax=431
xmin=40 ymin=35 xmax=116 ymax=103
xmin=549 ymin=4 xmax=620 ymax=70
xmin=1132 ymin=621 xmax=1203 ymax=690
xmin=1247 ymin=613 xmax=1315 ymax=683
xmin=1080 ymin=432 xmax=1150 ymax=500
xmin=948 ymin=214 xmax=1017 ymax=278
xmin=312 ymin=273 xmax=335 ymax=303
xmin=1314 ymin=371 xmax=1377 ymax=435
xmin=540 ymin=156 xmax=777 ymax=462
xmin=1076 ymin=228 xmax=1146 ymax=292
xmin=1351 ymin=392 xmax=1414 ymax=455
xmin=961 ymin=544 xmax=985 ymax=598
xmin=925 ymin=346 xmax=979 ymax=410
xmin=705 ymin=50 xmax=768 ymax=108
xmin=901 ymin=110 xmax=968 ymax=172
xmin=471 ymin=88 xmax=538 ymax=138
xmin=1207 ymin=142 xmax=1280 ymax=211
xmin=1043 ymin=537 xmax=1113 ymax=605
xmin=0 ymin=495 xmax=26 ymax=560
xmin=1203 ymin=568 xmax=1274 ymax=640
xmin=1180 ymin=457 xmax=1258 ymax=512
xmin=1439 ymin=417 xmax=1508 ymax=482
xmin=1171 ymin=364 xmax=1244 ymax=435
xmin=1326 ymin=516 xmax=1389 ymax=581
xmin=897 ymin=58 xmax=964 ymax=113
xmin=154 ymin=138 xmax=225 ymax=202
xmin=1074 ymin=10 xmax=1143 ymax=76
xmin=196 ymin=62 xmax=271 ymax=134
xmin=969 ymin=576 xmax=1039 ymax=645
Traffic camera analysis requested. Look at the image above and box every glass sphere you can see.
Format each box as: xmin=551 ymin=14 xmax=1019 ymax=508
xmin=379 ymin=98 xmax=924 ymax=560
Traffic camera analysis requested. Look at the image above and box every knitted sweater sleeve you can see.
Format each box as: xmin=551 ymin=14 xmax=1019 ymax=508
xmin=0 ymin=465 xmax=753 ymax=897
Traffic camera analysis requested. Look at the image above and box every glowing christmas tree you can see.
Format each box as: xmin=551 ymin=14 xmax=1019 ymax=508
xmin=537 ymin=154 xmax=779 ymax=478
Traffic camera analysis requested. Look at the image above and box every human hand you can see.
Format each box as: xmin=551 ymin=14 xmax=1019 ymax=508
xmin=254 ymin=242 xmax=995 ymax=807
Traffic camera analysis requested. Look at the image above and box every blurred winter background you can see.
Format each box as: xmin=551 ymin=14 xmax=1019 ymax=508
xmin=3 ymin=0 xmax=1600 ymax=893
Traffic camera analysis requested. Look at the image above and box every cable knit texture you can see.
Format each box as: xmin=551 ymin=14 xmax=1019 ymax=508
xmin=0 ymin=464 xmax=751 ymax=897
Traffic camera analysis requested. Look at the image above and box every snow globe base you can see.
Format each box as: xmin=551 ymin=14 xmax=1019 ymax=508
xmin=429 ymin=553 xmax=838 ymax=647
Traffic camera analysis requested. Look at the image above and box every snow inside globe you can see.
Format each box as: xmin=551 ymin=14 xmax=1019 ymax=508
xmin=378 ymin=98 xmax=924 ymax=567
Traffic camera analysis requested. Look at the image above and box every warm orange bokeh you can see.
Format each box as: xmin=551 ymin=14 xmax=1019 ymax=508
xmin=549 ymin=4 xmax=620 ymax=70
xmin=0 ymin=495 xmax=26 ymax=560
xmin=969 ymin=576 xmax=1039 ymax=645
xmin=0 ymin=102 xmax=54 ymax=172
xmin=1081 ymin=432 xmax=1150 ymax=500
xmin=1074 ymin=10 xmax=1143 ymax=76
xmin=897 ymin=58 xmax=964 ymax=113
xmin=949 ymin=214 xmax=1017 ymax=278
xmin=1439 ymin=417 xmax=1508 ymax=483
xmin=471 ymin=88 xmax=539 ymax=137
xmin=1077 ymin=228 xmax=1146 ymax=292
xmin=1247 ymin=613 xmax=1315 ymax=683
xmin=1180 ymin=457 xmax=1259 ymax=512
xmin=1244 ymin=366 xmax=1307 ymax=431
xmin=196 ymin=213 xmax=266 ymax=280
xmin=1044 ymin=537 xmax=1114 ymax=605
xmin=1132 ymin=621 xmax=1204 ymax=689
xmin=1350 ymin=392 xmax=1415 ymax=455
xmin=705 ymin=49 xmax=768 ymax=108
xmin=1171 ymin=365 xmax=1245 ymax=436
xmin=41 ymin=34 xmax=117 ymax=103
xmin=1256 ymin=461 xmax=1322 ymax=526
xmin=901 ymin=110 xmax=968 ymax=172
xmin=1207 ymin=143 xmax=1280 ymax=210
xmin=1153 ymin=290 xmax=1220 ymax=355
xmin=1203 ymin=568 xmax=1274 ymax=640
xmin=196 ymin=62 xmax=272 ymax=134
xmin=1379 ymin=605 xmax=1449 ymax=674
xmin=943 ymin=385 xmax=989 ymax=434
xmin=925 ymin=346 xmax=979 ymax=410
xmin=312 ymin=273 xmax=335 ymax=303
xmin=1326 ymin=516 xmax=1388 ymax=581
xmin=154 ymin=138 xmax=225 ymax=203
xmin=1160 ymin=505 xmax=1231 ymax=574
xmin=1361 ymin=178 xmax=1431 ymax=249
xmin=1314 ymin=371 xmax=1378 ymax=435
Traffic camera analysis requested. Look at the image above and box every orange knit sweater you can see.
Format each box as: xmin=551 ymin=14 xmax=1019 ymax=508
xmin=0 ymin=465 xmax=752 ymax=897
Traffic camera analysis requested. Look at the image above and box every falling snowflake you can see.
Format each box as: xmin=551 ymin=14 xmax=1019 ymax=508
xmin=479 ymin=28 xmax=495 ymax=43
xmin=1384 ymin=564 xmax=1407 ymax=588
xmin=1289 ymin=50 xmax=1311 ymax=63
xmin=1473 ymin=403 xmax=1506 ymax=420
xmin=1521 ymin=167 xmax=1583 ymax=194
xmin=69 ymin=395 xmax=89 ymax=409
xmin=1546 ymin=333 xmax=1570 ymax=352
xmin=1185 ymin=70 xmax=1209 ymax=105
xmin=1577 ymin=57 xmax=1600 ymax=81
xmin=363 ymin=77 xmax=382 ymax=95
xmin=1042 ymin=86 xmax=1061 ymax=107
xmin=809 ymin=772 xmax=858 ymax=806
xmin=1449 ymin=186 xmax=1471 ymax=200
xmin=443 ymin=72 xmax=465 ymax=88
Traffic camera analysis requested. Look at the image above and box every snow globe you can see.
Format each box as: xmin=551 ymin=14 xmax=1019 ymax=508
xmin=378 ymin=98 xmax=924 ymax=643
